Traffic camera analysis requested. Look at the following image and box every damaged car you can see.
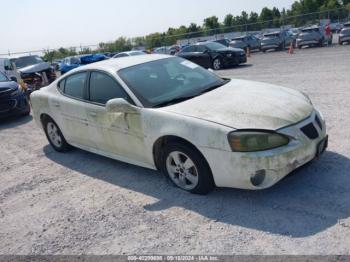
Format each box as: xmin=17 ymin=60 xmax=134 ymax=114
xmin=11 ymin=55 xmax=56 ymax=91
xmin=30 ymin=55 xmax=328 ymax=194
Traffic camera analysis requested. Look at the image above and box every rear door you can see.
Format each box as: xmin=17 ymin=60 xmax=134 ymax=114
xmin=53 ymin=72 xmax=93 ymax=147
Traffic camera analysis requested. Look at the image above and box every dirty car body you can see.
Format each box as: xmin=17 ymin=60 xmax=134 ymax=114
xmin=30 ymin=55 xmax=328 ymax=194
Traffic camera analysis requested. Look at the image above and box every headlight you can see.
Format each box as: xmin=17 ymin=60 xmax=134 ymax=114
xmin=228 ymin=131 xmax=290 ymax=152
xmin=226 ymin=53 xmax=233 ymax=57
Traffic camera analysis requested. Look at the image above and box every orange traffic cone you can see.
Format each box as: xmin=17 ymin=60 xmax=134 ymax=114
xmin=288 ymin=42 xmax=294 ymax=55
xmin=246 ymin=47 xmax=251 ymax=57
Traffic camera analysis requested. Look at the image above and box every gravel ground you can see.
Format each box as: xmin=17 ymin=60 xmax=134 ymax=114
xmin=1 ymin=45 xmax=350 ymax=255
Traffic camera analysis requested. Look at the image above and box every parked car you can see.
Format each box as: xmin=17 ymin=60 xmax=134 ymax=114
xmin=11 ymin=55 xmax=56 ymax=91
xmin=30 ymin=55 xmax=327 ymax=194
xmin=0 ymin=71 xmax=30 ymax=119
xmin=343 ymin=22 xmax=350 ymax=28
xmin=229 ymin=35 xmax=261 ymax=51
xmin=0 ymin=58 xmax=18 ymax=81
xmin=296 ymin=26 xmax=330 ymax=49
xmin=60 ymin=54 xmax=108 ymax=75
xmin=113 ymin=51 xmax=146 ymax=58
xmin=339 ymin=27 xmax=350 ymax=45
xmin=329 ymin=22 xmax=343 ymax=33
xmin=153 ymin=46 xmax=180 ymax=55
xmin=288 ymin=28 xmax=301 ymax=38
xmin=213 ymin=38 xmax=231 ymax=47
xmin=260 ymin=31 xmax=295 ymax=52
xmin=177 ymin=42 xmax=246 ymax=70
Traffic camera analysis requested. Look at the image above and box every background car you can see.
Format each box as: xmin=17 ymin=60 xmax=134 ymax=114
xmin=213 ymin=38 xmax=231 ymax=47
xmin=177 ymin=42 xmax=246 ymax=70
xmin=0 ymin=58 xmax=18 ymax=81
xmin=260 ymin=31 xmax=295 ymax=52
xmin=60 ymin=54 xmax=108 ymax=74
xmin=0 ymin=71 xmax=30 ymax=119
xmin=113 ymin=51 xmax=146 ymax=58
xmin=229 ymin=35 xmax=261 ymax=51
xmin=339 ymin=27 xmax=350 ymax=45
xmin=11 ymin=55 xmax=56 ymax=91
xmin=296 ymin=26 xmax=330 ymax=48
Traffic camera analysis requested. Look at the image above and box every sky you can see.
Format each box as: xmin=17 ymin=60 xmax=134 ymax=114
xmin=1 ymin=0 xmax=295 ymax=55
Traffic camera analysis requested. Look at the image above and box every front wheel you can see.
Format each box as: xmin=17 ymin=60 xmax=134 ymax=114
xmin=43 ymin=118 xmax=71 ymax=152
xmin=212 ymin=58 xmax=222 ymax=70
xmin=161 ymin=143 xmax=214 ymax=194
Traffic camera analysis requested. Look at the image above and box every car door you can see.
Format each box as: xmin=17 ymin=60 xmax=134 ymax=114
xmin=52 ymin=71 xmax=93 ymax=148
xmin=85 ymin=71 xmax=148 ymax=163
xmin=178 ymin=46 xmax=197 ymax=64
xmin=194 ymin=45 xmax=211 ymax=68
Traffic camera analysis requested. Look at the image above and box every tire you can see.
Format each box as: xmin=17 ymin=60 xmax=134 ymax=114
xmin=161 ymin=142 xmax=214 ymax=195
xmin=22 ymin=100 xmax=31 ymax=116
xmin=212 ymin=58 xmax=222 ymax=70
xmin=298 ymin=45 xmax=302 ymax=49
xmin=339 ymin=41 xmax=343 ymax=45
xmin=43 ymin=117 xmax=71 ymax=152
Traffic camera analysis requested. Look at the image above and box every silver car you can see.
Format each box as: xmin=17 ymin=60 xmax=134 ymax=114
xmin=339 ymin=27 xmax=350 ymax=45
xmin=229 ymin=35 xmax=261 ymax=51
xmin=296 ymin=26 xmax=330 ymax=48
xmin=260 ymin=31 xmax=295 ymax=52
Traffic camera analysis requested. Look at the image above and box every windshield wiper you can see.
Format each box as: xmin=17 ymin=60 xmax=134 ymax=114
xmin=154 ymin=95 xmax=197 ymax=108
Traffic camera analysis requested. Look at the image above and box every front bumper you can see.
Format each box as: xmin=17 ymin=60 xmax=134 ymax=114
xmin=200 ymin=110 xmax=327 ymax=190
xmin=0 ymin=92 xmax=29 ymax=119
xmin=339 ymin=36 xmax=350 ymax=43
xmin=222 ymin=54 xmax=247 ymax=66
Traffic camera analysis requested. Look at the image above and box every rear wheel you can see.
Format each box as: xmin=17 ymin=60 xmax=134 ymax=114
xmin=161 ymin=143 xmax=214 ymax=194
xmin=43 ymin=118 xmax=71 ymax=152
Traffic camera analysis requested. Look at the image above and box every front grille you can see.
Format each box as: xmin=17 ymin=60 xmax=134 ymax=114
xmin=315 ymin=115 xmax=323 ymax=130
xmin=0 ymin=99 xmax=16 ymax=112
xmin=301 ymin=123 xmax=319 ymax=139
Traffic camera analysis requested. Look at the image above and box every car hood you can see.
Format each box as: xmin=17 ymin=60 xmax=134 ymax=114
xmin=0 ymin=81 xmax=18 ymax=90
xmin=161 ymin=79 xmax=313 ymax=130
xmin=18 ymin=62 xmax=51 ymax=74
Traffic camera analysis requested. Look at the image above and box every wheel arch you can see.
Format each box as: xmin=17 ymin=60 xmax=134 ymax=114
xmin=152 ymin=135 xmax=213 ymax=178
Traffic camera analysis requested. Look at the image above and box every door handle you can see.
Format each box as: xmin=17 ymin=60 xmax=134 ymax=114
xmin=89 ymin=112 xmax=97 ymax=117
xmin=53 ymin=102 xmax=60 ymax=108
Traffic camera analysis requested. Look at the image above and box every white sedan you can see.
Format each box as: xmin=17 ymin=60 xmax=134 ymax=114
xmin=30 ymin=54 xmax=328 ymax=194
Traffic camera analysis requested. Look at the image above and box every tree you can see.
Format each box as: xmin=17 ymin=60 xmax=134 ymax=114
xmin=203 ymin=16 xmax=220 ymax=33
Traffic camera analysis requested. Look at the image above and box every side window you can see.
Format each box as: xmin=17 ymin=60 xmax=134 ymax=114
xmin=181 ymin=46 xmax=195 ymax=53
xmin=89 ymin=72 xmax=131 ymax=105
xmin=64 ymin=72 xmax=87 ymax=99
xmin=196 ymin=45 xmax=207 ymax=52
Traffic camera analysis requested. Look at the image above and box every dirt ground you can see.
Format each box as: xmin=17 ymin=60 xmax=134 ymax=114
xmin=1 ymin=44 xmax=350 ymax=255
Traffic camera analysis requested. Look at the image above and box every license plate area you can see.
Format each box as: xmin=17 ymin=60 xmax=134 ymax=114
xmin=316 ymin=135 xmax=328 ymax=158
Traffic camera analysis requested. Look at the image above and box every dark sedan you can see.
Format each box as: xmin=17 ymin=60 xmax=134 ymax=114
xmin=177 ymin=42 xmax=246 ymax=70
xmin=0 ymin=71 xmax=30 ymax=119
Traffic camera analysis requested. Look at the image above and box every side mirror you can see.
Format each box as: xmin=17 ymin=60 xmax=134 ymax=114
xmin=4 ymin=65 xmax=11 ymax=71
xmin=10 ymin=76 xmax=17 ymax=82
xmin=106 ymin=98 xmax=139 ymax=114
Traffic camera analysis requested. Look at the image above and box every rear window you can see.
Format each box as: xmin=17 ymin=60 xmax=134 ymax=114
xmin=302 ymin=28 xmax=319 ymax=33
xmin=264 ymin=33 xmax=280 ymax=37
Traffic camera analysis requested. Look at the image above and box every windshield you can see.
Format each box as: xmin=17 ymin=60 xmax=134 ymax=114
xmin=204 ymin=42 xmax=226 ymax=50
xmin=15 ymin=56 xmax=43 ymax=69
xmin=118 ymin=57 xmax=226 ymax=108
xmin=0 ymin=71 xmax=8 ymax=82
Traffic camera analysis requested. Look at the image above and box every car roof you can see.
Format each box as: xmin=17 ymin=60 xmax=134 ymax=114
xmin=69 ymin=54 xmax=172 ymax=73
